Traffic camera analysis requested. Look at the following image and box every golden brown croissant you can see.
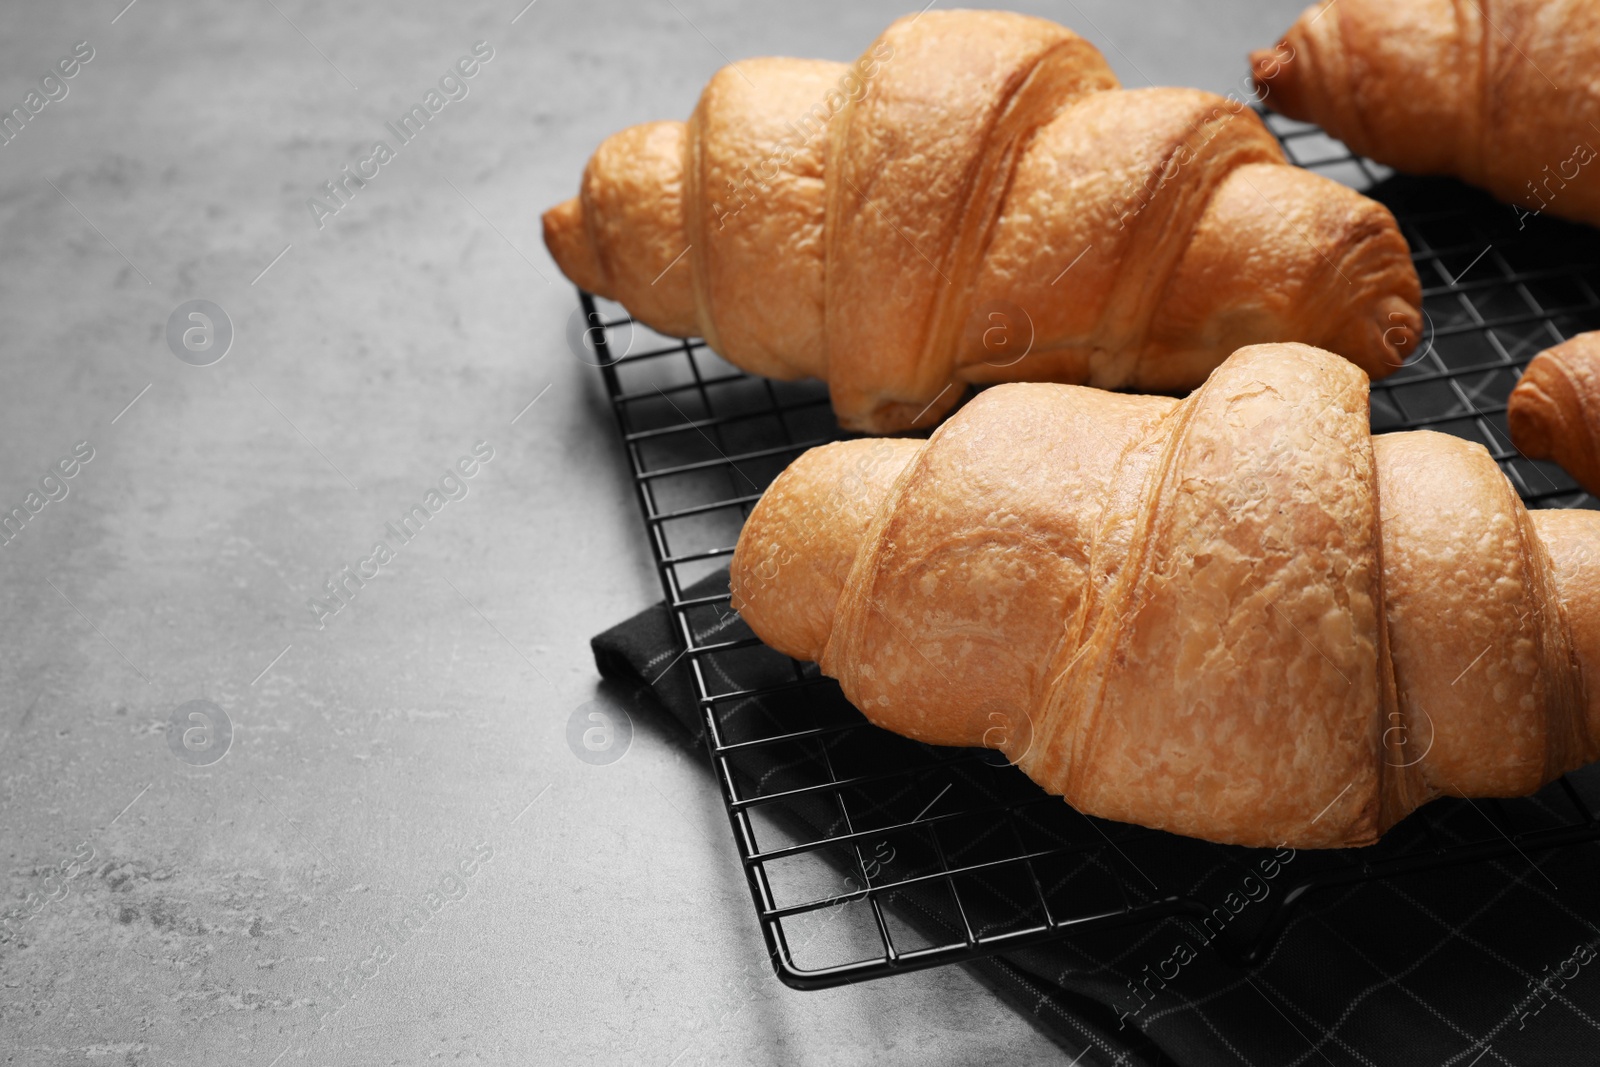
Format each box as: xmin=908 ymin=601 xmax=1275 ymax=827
xmin=544 ymin=10 xmax=1422 ymax=433
xmin=729 ymin=342 xmax=1600 ymax=848
xmin=1509 ymin=332 xmax=1600 ymax=494
xmin=1253 ymin=0 xmax=1600 ymax=228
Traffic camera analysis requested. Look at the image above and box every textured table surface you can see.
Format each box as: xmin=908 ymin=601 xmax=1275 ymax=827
xmin=0 ymin=1 xmax=1308 ymax=1063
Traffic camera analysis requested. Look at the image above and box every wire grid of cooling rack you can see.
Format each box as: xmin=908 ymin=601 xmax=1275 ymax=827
xmin=581 ymin=109 xmax=1600 ymax=990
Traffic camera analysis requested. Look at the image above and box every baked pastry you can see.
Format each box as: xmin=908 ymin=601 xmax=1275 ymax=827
xmin=545 ymin=9 xmax=1422 ymax=433
xmin=1252 ymin=0 xmax=1600 ymax=228
xmin=729 ymin=342 xmax=1600 ymax=848
xmin=1509 ymin=332 xmax=1600 ymax=494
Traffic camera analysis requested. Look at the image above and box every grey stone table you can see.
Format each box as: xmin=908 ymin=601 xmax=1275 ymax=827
xmin=0 ymin=1 xmax=1308 ymax=1063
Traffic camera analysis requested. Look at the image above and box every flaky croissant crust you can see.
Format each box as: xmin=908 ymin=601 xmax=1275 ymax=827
xmin=1253 ymin=0 xmax=1600 ymax=227
xmin=1509 ymin=332 xmax=1600 ymax=495
xmin=546 ymin=10 xmax=1421 ymax=433
xmin=731 ymin=343 xmax=1600 ymax=848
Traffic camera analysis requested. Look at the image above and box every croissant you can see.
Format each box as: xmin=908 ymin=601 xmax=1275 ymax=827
xmin=1252 ymin=0 xmax=1600 ymax=228
xmin=544 ymin=10 xmax=1422 ymax=433
xmin=728 ymin=342 xmax=1600 ymax=848
xmin=1509 ymin=332 xmax=1600 ymax=494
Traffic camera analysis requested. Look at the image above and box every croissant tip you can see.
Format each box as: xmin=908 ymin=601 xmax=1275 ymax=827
xmin=1506 ymin=356 xmax=1561 ymax=460
xmin=1249 ymin=37 xmax=1306 ymax=118
xmin=541 ymin=196 xmax=607 ymax=296
xmin=1370 ymin=295 xmax=1424 ymax=378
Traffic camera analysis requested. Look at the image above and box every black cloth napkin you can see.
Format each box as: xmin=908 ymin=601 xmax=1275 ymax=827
xmin=594 ymin=570 xmax=1600 ymax=1066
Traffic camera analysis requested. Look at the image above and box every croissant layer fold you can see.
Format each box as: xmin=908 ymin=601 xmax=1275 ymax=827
xmin=546 ymin=10 xmax=1422 ymax=433
xmin=1253 ymin=0 xmax=1600 ymax=227
xmin=1508 ymin=332 xmax=1600 ymax=497
xmin=731 ymin=342 xmax=1600 ymax=848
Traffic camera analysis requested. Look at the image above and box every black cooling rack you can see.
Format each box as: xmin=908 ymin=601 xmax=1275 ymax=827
xmin=579 ymin=109 xmax=1600 ymax=990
